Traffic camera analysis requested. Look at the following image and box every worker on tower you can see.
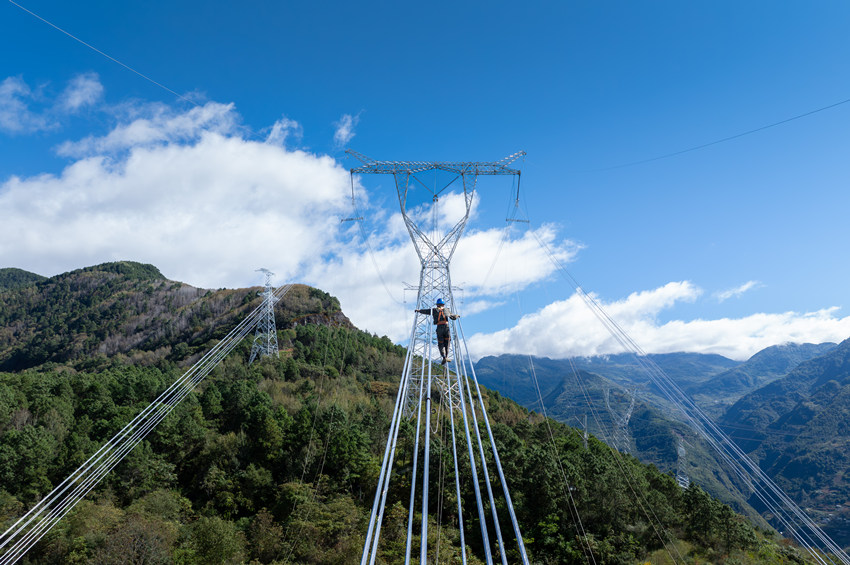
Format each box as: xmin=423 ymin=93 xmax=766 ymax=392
xmin=416 ymin=298 xmax=460 ymax=365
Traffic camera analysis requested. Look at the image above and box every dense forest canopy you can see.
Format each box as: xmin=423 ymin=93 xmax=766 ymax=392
xmin=0 ymin=262 xmax=816 ymax=564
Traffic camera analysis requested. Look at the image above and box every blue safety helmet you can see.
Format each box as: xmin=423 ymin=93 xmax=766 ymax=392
xmin=436 ymin=298 xmax=445 ymax=305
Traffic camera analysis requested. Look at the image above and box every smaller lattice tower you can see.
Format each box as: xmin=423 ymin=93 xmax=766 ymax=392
xmin=676 ymin=435 xmax=691 ymax=489
xmin=605 ymin=387 xmax=635 ymax=454
xmin=581 ymin=413 xmax=589 ymax=450
xmin=249 ymin=268 xmax=279 ymax=364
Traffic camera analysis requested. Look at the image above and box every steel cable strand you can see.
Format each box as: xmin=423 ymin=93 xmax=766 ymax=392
xmin=456 ymin=333 xmax=506 ymax=565
xmin=281 ymin=397 xmax=340 ymax=565
xmin=421 ymin=324 xmax=439 ymax=564
xmin=0 ymin=300 xmax=267 ymax=563
xmin=454 ymin=342 xmax=495 ymax=565
xmin=360 ymin=322 xmax=416 ymax=565
xmin=525 ymin=351 xmax=599 ymax=565
xmin=347 ymin=174 xmax=403 ymax=306
xmin=455 ymin=322 xmax=527 ymax=565
xmin=1 ymin=285 xmax=291 ymax=564
xmin=585 ymin=314 xmax=841 ymax=563
xmin=404 ymin=337 xmax=430 ymax=564
xmin=531 ymin=227 xmax=842 ymax=563
xmin=434 ymin=388 xmax=448 ymax=564
xmin=4 ymin=306 xmax=263 ymax=561
xmin=628 ymin=357 xmax=838 ymax=564
xmin=292 ymin=322 xmax=400 ymax=563
xmin=367 ymin=341 xmax=418 ymax=565
xmin=366 ymin=353 xmax=416 ymax=565
xmin=359 ymin=324 xmax=417 ymax=565
xmin=643 ymin=364 xmax=846 ymax=561
xmin=563 ymin=355 xmax=684 ymax=565
xmin=527 ymin=232 xmax=762 ymax=562
xmin=446 ymin=368 xmax=468 ymax=564
xmin=559 ymin=353 xmax=689 ymax=564
xmin=501 ymin=280 xmax=600 ymax=564
xmin=572 ymin=281 xmax=834 ymax=561
xmin=0 ymin=300 xmax=265 ymax=562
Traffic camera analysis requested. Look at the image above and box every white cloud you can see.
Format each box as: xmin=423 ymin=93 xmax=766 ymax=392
xmin=714 ymin=280 xmax=761 ymax=302
xmin=59 ymin=72 xmax=104 ymax=112
xmin=0 ymin=76 xmax=54 ymax=134
xmin=461 ymin=299 xmax=507 ymax=316
xmin=56 ymin=101 xmax=238 ymax=157
xmin=454 ymin=223 xmax=582 ymax=296
xmin=304 ymin=197 xmax=582 ymax=341
xmin=333 ymin=113 xmax=359 ymax=148
xmin=466 ymin=282 xmax=850 ymax=361
xmin=265 ymin=115 xmax=303 ymax=147
xmin=1 ymin=102 xmax=350 ymax=289
xmin=0 ymin=74 xmax=108 ymax=135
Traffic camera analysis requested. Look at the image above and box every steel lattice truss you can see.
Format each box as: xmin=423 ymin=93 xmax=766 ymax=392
xmin=349 ymin=151 xmax=529 ymax=565
xmin=249 ymin=268 xmax=279 ymax=364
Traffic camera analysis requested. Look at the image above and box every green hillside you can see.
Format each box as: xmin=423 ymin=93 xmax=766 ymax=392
xmin=0 ymin=268 xmax=47 ymax=291
xmin=721 ymin=338 xmax=850 ymax=545
xmin=687 ymin=343 xmax=837 ymax=416
xmin=0 ymin=265 xmax=813 ymax=564
xmin=475 ymin=356 xmax=766 ymax=525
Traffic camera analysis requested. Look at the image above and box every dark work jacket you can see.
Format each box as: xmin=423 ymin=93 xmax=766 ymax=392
xmin=416 ymin=307 xmax=459 ymax=325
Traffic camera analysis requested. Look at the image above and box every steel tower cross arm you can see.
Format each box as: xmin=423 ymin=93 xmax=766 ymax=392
xmin=346 ymin=149 xmax=526 ymax=176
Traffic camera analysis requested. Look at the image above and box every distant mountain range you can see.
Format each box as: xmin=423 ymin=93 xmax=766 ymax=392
xmin=720 ymin=338 xmax=850 ymax=543
xmin=475 ymin=341 xmax=850 ymax=542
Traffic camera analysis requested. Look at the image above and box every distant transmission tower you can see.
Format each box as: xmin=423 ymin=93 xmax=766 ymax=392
xmin=676 ymin=435 xmax=691 ymax=489
xmin=349 ymin=150 xmax=529 ymax=565
xmin=605 ymin=387 xmax=635 ymax=454
xmin=248 ymin=268 xmax=279 ymax=364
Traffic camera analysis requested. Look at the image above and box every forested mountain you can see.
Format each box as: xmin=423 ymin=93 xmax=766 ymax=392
xmin=0 ymin=261 xmax=350 ymax=372
xmin=475 ymin=343 xmax=847 ymax=541
xmin=0 ymin=268 xmax=46 ymax=292
xmin=720 ymin=338 xmax=850 ymax=544
xmin=475 ymin=355 xmax=764 ymax=522
xmin=687 ymin=343 xmax=837 ymax=415
xmin=0 ymin=262 xmax=813 ymax=564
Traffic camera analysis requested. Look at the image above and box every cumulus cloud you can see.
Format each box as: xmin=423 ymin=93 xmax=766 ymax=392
xmin=0 ymin=76 xmax=55 ymax=134
xmin=58 ymin=72 xmax=104 ymax=112
xmin=714 ymin=280 xmax=761 ymax=302
xmin=454 ymin=223 xmax=582 ymax=295
xmin=304 ymin=192 xmax=582 ymax=340
xmin=333 ymin=113 xmax=359 ymax=148
xmin=466 ymin=282 xmax=850 ymax=361
xmin=0 ymin=102 xmax=351 ymax=289
xmin=0 ymin=73 xmax=108 ymax=135
xmin=265 ymin=115 xmax=303 ymax=147
xmin=56 ymin=101 xmax=238 ymax=157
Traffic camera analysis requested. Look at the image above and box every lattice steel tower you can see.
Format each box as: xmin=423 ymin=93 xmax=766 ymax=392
xmin=249 ymin=268 xmax=279 ymax=364
xmin=348 ymin=150 xmax=529 ymax=565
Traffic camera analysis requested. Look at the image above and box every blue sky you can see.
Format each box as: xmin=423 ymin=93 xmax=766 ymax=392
xmin=3 ymin=1 xmax=850 ymax=360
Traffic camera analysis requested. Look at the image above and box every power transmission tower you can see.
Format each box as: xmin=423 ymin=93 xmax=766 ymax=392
xmin=349 ymin=150 xmax=529 ymax=565
xmin=581 ymin=414 xmax=589 ymax=450
xmin=249 ymin=268 xmax=279 ymax=364
xmin=675 ymin=435 xmax=691 ymax=489
xmin=605 ymin=387 xmax=635 ymax=454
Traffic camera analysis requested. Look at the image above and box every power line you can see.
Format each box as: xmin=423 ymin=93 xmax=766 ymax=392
xmin=8 ymin=0 xmax=199 ymax=108
xmin=581 ymin=94 xmax=850 ymax=172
